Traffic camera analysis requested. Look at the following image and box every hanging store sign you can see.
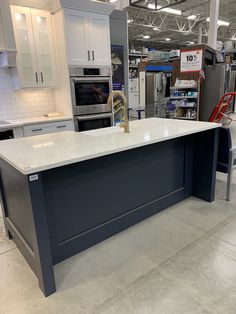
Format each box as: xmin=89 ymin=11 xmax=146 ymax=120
xmin=180 ymin=49 xmax=203 ymax=73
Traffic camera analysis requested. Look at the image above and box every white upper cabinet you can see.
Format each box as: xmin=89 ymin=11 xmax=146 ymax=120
xmin=0 ymin=0 xmax=16 ymax=52
xmin=31 ymin=10 xmax=57 ymax=87
xmin=11 ymin=6 xmax=38 ymax=88
xmin=11 ymin=5 xmax=57 ymax=88
xmin=64 ymin=9 xmax=90 ymax=66
xmin=64 ymin=9 xmax=111 ymax=67
xmin=89 ymin=13 xmax=111 ymax=66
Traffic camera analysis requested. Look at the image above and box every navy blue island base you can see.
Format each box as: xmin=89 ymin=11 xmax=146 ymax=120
xmin=0 ymin=128 xmax=219 ymax=296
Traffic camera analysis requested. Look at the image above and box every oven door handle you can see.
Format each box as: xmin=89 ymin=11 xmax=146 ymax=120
xmin=71 ymin=77 xmax=111 ymax=83
xmin=75 ymin=113 xmax=113 ymax=121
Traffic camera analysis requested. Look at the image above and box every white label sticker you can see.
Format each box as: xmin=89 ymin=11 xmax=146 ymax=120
xmin=180 ymin=49 xmax=203 ymax=73
xmin=29 ymin=174 xmax=39 ymax=182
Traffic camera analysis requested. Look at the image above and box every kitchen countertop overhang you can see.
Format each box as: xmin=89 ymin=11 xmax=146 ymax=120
xmin=0 ymin=118 xmax=220 ymax=175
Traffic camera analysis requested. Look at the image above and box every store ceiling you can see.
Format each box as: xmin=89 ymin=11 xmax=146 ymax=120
xmin=102 ymin=0 xmax=236 ymax=50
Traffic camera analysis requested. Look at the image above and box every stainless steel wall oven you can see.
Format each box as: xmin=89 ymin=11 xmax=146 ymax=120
xmin=70 ymin=67 xmax=113 ymax=131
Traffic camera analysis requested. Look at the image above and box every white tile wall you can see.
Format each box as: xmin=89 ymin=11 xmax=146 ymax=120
xmin=0 ymin=68 xmax=56 ymax=120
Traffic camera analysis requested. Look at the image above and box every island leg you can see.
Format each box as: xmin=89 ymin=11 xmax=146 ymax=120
xmin=193 ymin=128 xmax=219 ymax=202
xmin=0 ymin=160 xmax=56 ymax=297
xmin=28 ymin=174 xmax=56 ymax=296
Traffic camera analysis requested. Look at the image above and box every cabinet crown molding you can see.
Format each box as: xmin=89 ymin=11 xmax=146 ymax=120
xmin=55 ymin=0 xmax=114 ymax=15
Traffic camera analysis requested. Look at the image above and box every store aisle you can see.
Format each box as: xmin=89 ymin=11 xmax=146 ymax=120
xmin=0 ymin=127 xmax=236 ymax=314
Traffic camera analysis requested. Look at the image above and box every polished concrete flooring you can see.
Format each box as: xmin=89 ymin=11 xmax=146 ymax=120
xmin=0 ymin=124 xmax=236 ymax=313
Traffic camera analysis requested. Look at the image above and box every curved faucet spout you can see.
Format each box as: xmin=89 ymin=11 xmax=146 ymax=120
xmin=107 ymin=91 xmax=130 ymax=133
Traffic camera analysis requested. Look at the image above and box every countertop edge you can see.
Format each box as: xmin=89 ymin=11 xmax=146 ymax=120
xmin=1 ymin=123 xmax=220 ymax=176
xmin=0 ymin=116 xmax=73 ymax=130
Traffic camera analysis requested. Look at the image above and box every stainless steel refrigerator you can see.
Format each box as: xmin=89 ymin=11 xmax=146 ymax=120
xmin=200 ymin=64 xmax=235 ymax=121
xmin=146 ymin=72 xmax=171 ymax=118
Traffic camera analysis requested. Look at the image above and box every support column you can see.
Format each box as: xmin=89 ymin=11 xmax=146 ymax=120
xmin=198 ymin=23 xmax=203 ymax=44
xmin=208 ymin=0 xmax=219 ymax=49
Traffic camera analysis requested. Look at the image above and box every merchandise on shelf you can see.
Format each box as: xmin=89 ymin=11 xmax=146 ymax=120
xmin=169 ymin=80 xmax=200 ymax=121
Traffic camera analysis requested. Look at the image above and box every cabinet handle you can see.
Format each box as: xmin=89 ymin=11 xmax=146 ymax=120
xmin=35 ymin=72 xmax=38 ymax=83
xmin=57 ymin=125 xmax=66 ymax=129
xmin=92 ymin=51 xmax=95 ymax=61
xmin=32 ymin=128 xmax=43 ymax=132
xmin=88 ymin=51 xmax=90 ymax=61
xmin=40 ymin=72 xmax=44 ymax=83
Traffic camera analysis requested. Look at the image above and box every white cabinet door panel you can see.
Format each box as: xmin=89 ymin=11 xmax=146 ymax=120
xmin=31 ymin=9 xmax=57 ymax=87
xmin=89 ymin=13 xmax=111 ymax=66
xmin=11 ymin=6 xmax=38 ymax=88
xmin=64 ymin=9 xmax=91 ymax=66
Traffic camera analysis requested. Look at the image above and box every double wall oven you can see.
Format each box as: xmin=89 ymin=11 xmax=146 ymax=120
xmin=70 ymin=67 xmax=113 ymax=132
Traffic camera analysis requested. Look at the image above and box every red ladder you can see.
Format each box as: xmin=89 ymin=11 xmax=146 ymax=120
xmin=209 ymin=92 xmax=236 ymax=123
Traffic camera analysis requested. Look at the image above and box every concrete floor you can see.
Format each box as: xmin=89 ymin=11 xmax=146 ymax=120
xmin=0 ymin=122 xmax=236 ymax=314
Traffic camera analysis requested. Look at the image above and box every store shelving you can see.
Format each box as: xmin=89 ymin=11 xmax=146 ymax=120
xmin=170 ymin=96 xmax=198 ymax=100
xmin=129 ymin=50 xmax=148 ymax=78
xmin=129 ymin=53 xmax=148 ymax=58
xmin=169 ymin=81 xmax=200 ymax=121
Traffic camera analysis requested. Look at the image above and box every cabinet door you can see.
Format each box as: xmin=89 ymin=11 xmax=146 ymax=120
xmin=89 ymin=13 xmax=111 ymax=66
xmin=64 ymin=9 xmax=91 ymax=66
xmin=31 ymin=9 xmax=57 ymax=88
xmin=0 ymin=9 xmax=6 ymax=51
xmin=11 ymin=6 xmax=38 ymax=88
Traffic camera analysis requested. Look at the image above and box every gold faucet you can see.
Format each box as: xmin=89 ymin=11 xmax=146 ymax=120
xmin=107 ymin=91 xmax=130 ymax=133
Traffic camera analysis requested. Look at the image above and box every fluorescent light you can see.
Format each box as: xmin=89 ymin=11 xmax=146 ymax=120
xmin=148 ymin=4 xmax=181 ymax=15
xmin=148 ymin=4 xmax=156 ymax=9
xmin=163 ymin=7 xmax=182 ymax=15
xmin=128 ymin=19 xmax=133 ymax=23
xmin=165 ymin=38 xmax=171 ymax=42
xmin=206 ymin=17 xmax=230 ymax=27
xmin=187 ymin=15 xmax=196 ymax=20
xmin=153 ymin=27 xmax=159 ymax=31
xmin=143 ymin=35 xmax=150 ymax=39
xmin=189 ymin=41 xmax=195 ymax=45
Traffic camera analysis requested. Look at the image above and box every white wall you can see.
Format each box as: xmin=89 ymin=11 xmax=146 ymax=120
xmin=0 ymin=68 xmax=56 ymax=120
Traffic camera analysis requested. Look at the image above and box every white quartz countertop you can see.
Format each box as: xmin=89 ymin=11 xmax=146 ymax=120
xmin=0 ymin=116 xmax=73 ymax=130
xmin=0 ymin=118 xmax=220 ymax=175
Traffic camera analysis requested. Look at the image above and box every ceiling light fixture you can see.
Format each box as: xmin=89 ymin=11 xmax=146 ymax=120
xmin=206 ymin=17 xmax=230 ymax=27
xmin=128 ymin=19 xmax=133 ymax=23
xmin=153 ymin=27 xmax=159 ymax=31
xmin=187 ymin=15 xmax=196 ymax=20
xmin=148 ymin=4 xmax=182 ymax=15
xmin=143 ymin=35 xmax=150 ymax=39
xmin=165 ymin=38 xmax=171 ymax=41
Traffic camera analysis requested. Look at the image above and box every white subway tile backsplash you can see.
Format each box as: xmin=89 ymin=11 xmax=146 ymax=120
xmin=0 ymin=68 xmax=56 ymax=120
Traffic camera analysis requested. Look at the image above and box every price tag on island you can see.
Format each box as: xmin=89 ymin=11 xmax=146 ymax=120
xmin=180 ymin=49 xmax=203 ymax=73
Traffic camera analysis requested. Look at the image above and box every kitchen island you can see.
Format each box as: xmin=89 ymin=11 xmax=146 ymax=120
xmin=0 ymin=118 xmax=220 ymax=296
